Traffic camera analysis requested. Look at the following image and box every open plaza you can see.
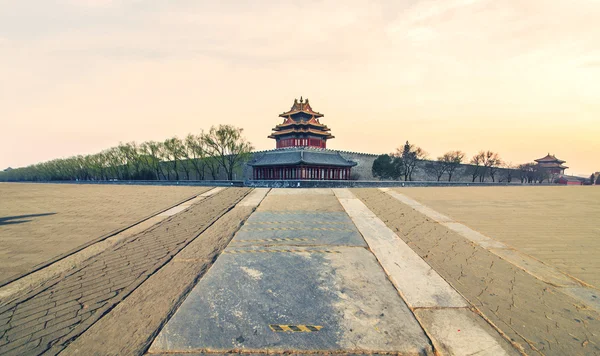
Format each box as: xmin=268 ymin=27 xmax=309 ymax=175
xmin=0 ymin=183 xmax=598 ymax=356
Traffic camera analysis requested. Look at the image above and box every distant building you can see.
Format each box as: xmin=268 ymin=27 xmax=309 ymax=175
xmin=535 ymin=154 xmax=568 ymax=175
xmin=249 ymin=98 xmax=356 ymax=180
xmin=3 ymin=167 xmax=12 ymax=172
xmin=556 ymin=176 xmax=583 ymax=185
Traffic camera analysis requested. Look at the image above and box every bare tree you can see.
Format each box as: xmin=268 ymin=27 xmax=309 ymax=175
xmin=0 ymin=124 xmax=254 ymax=183
xmin=483 ymin=151 xmax=503 ymax=182
xmin=119 ymin=142 xmax=147 ymax=179
xmin=162 ymin=137 xmax=187 ymax=180
xmin=439 ymin=151 xmax=465 ymax=182
xmin=397 ymin=141 xmax=427 ymax=181
xmin=104 ymin=147 xmax=125 ymax=179
xmin=518 ymin=163 xmax=532 ymax=183
xmin=184 ymin=134 xmax=207 ymax=180
xmin=202 ymin=125 xmax=253 ymax=180
xmin=87 ymin=153 xmax=108 ymax=180
xmin=425 ymin=161 xmax=446 ymax=181
xmin=468 ymin=151 xmax=485 ymax=182
xmin=518 ymin=162 xmax=547 ymax=183
xmin=205 ymin=156 xmax=221 ymax=180
xmin=140 ymin=141 xmax=166 ymax=180
xmin=498 ymin=163 xmax=515 ymax=183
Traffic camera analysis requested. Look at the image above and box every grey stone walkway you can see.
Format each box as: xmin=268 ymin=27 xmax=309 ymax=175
xmin=0 ymin=188 xmax=249 ymax=356
xmin=149 ymin=193 xmax=433 ymax=354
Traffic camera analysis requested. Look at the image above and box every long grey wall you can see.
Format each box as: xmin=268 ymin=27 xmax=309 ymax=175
xmin=163 ymin=149 xmax=527 ymax=183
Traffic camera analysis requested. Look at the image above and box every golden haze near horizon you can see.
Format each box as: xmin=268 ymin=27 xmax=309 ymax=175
xmin=0 ymin=0 xmax=598 ymax=175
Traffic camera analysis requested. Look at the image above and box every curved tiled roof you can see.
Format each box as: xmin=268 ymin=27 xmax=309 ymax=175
xmin=279 ymin=97 xmax=324 ymax=118
xmin=268 ymin=128 xmax=334 ymax=139
xmin=251 ymin=147 xmax=380 ymax=157
xmin=535 ymin=153 xmax=566 ymax=163
xmin=539 ymin=162 xmax=568 ymax=169
xmin=249 ymin=148 xmax=357 ymax=167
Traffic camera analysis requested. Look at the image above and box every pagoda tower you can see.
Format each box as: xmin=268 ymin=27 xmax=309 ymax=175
xmin=249 ymin=98 xmax=356 ymax=180
xmin=269 ymin=97 xmax=334 ymax=149
xmin=534 ymin=154 xmax=568 ymax=175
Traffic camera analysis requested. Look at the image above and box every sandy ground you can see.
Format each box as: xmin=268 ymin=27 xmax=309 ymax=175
xmin=0 ymin=183 xmax=210 ymax=282
xmin=397 ymin=186 xmax=600 ymax=288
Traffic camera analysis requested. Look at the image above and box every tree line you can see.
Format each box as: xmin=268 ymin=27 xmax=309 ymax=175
xmin=0 ymin=125 xmax=253 ymax=182
xmin=372 ymin=141 xmax=561 ymax=183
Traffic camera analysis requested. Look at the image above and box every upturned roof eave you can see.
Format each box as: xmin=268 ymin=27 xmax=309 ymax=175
xmin=273 ymin=122 xmax=331 ymax=131
xmin=251 ymin=160 xmax=356 ymax=167
xmin=279 ymin=110 xmax=324 ymax=118
xmin=268 ymin=131 xmax=335 ymax=139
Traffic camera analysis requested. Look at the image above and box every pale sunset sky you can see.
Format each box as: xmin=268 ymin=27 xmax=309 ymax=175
xmin=1 ymin=0 xmax=598 ymax=175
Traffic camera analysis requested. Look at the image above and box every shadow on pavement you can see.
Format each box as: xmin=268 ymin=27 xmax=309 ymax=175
xmin=0 ymin=212 xmax=56 ymax=226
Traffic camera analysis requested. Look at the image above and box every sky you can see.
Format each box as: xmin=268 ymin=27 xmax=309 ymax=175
xmin=1 ymin=0 xmax=598 ymax=176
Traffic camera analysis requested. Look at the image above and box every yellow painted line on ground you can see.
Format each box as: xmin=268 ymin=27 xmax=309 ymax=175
xmin=224 ymin=249 xmax=340 ymax=254
xmin=269 ymin=324 xmax=323 ymax=332
xmin=245 ymin=221 xmax=348 ymax=225
xmin=264 ymin=212 xmax=334 ymax=215
xmin=242 ymin=227 xmax=353 ymax=232
xmin=231 ymin=238 xmax=317 ymax=243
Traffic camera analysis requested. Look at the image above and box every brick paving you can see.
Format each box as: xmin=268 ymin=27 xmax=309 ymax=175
xmin=0 ymin=183 xmax=210 ymax=283
xmin=397 ymin=186 xmax=600 ymax=288
xmin=353 ymin=188 xmax=600 ymax=356
xmin=0 ymin=187 xmax=250 ymax=356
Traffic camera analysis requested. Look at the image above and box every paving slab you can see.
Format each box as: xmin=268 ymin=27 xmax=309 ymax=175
xmin=414 ymin=308 xmax=518 ymax=356
xmin=269 ymin=188 xmax=334 ymax=195
xmin=149 ymin=246 xmax=432 ymax=354
xmin=561 ymin=287 xmax=600 ymax=312
xmin=489 ymin=247 xmax=581 ymax=288
xmin=238 ymin=188 xmax=270 ymax=207
xmin=381 ymin=189 xmax=452 ymax=223
xmin=439 ymin=222 xmax=508 ymax=249
xmin=233 ymin=211 xmax=366 ymax=247
xmin=334 ymin=190 xmax=467 ymax=309
xmin=258 ymin=193 xmax=344 ymax=212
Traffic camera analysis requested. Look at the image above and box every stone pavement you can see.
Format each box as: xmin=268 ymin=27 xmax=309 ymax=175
xmin=353 ymin=188 xmax=600 ymax=355
xmin=0 ymin=184 xmax=211 ymax=283
xmin=149 ymin=188 xmax=516 ymax=355
xmin=0 ymin=188 xmax=250 ymax=356
xmin=61 ymin=188 xmax=269 ymax=355
xmin=2 ymin=186 xmax=593 ymax=355
xmin=396 ymin=186 xmax=600 ymax=288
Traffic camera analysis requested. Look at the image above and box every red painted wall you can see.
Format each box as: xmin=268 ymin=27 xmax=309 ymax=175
xmin=276 ymin=138 xmax=326 ymax=148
